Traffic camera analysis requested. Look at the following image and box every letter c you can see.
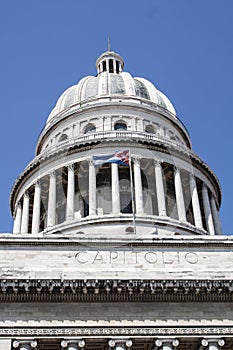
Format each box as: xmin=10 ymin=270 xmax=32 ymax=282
xmin=75 ymin=251 xmax=88 ymax=264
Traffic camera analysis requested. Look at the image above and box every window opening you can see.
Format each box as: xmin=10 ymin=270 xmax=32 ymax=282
xmin=109 ymin=59 xmax=114 ymax=73
xmin=84 ymin=124 xmax=96 ymax=134
xmin=116 ymin=61 xmax=120 ymax=74
xmin=58 ymin=134 xmax=68 ymax=142
xmin=145 ymin=125 xmax=156 ymax=134
xmin=114 ymin=122 xmax=127 ymax=131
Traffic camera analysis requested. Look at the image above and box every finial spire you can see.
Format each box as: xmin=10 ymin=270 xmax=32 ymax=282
xmin=108 ymin=37 xmax=111 ymax=52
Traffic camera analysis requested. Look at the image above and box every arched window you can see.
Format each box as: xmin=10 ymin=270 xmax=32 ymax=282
xmin=84 ymin=124 xmax=96 ymax=134
xmin=102 ymin=61 xmax=106 ymax=72
xmin=58 ymin=134 xmax=68 ymax=142
xmin=114 ymin=122 xmax=127 ymax=131
xmin=116 ymin=61 xmax=120 ymax=74
xmin=109 ymin=59 xmax=114 ymax=73
xmin=145 ymin=125 xmax=156 ymax=134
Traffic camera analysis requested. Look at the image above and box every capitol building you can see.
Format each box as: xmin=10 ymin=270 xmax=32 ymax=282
xmin=0 ymin=49 xmax=232 ymax=349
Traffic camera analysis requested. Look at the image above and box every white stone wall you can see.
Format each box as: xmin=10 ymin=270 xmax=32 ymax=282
xmin=0 ymin=236 xmax=233 ymax=280
xmin=0 ymin=302 xmax=232 ymax=327
xmin=39 ymin=105 xmax=188 ymax=153
xmin=0 ymin=340 xmax=11 ymax=349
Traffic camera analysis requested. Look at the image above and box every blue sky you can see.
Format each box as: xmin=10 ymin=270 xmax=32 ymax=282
xmin=0 ymin=0 xmax=232 ymax=234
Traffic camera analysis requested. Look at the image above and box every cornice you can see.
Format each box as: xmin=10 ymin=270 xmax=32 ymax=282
xmin=9 ymin=136 xmax=221 ymax=214
xmin=0 ymin=234 xmax=233 ymax=248
xmin=0 ymin=279 xmax=233 ymax=302
xmin=38 ymin=96 xmax=191 ymax=150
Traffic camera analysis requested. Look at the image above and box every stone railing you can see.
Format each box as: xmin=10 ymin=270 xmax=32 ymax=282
xmin=37 ymin=130 xmax=189 ymax=163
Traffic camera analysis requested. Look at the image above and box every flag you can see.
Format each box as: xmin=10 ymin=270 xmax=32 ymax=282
xmin=93 ymin=150 xmax=129 ymax=167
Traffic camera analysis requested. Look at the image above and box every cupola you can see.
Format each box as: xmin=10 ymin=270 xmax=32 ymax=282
xmin=96 ymin=50 xmax=124 ymax=74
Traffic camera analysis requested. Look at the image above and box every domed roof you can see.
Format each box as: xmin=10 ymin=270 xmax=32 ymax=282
xmin=47 ymin=50 xmax=176 ymax=124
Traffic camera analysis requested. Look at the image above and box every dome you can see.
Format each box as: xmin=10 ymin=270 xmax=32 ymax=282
xmin=11 ymin=47 xmax=222 ymax=242
xmin=46 ymin=50 xmax=176 ymax=124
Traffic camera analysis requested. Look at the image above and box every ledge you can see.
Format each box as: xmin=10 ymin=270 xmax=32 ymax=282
xmin=0 ymin=233 xmax=232 ymax=247
xmin=1 ymin=326 xmax=233 ymax=338
xmin=0 ymin=279 xmax=233 ymax=302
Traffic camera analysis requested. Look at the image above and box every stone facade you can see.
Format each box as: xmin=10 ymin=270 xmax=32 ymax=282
xmin=0 ymin=49 xmax=232 ymax=349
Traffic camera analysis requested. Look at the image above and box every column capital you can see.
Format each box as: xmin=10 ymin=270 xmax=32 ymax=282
xmin=49 ymin=170 xmax=56 ymax=178
xmin=61 ymin=339 xmax=85 ymax=348
xmin=210 ymin=192 xmax=217 ymax=201
xmin=24 ymin=190 xmax=30 ymax=198
xmin=173 ymin=165 xmax=181 ymax=174
xmin=34 ymin=179 xmax=41 ymax=188
xmin=189 ymin=172 xmax=195 ymax=181
xmin=108 ymin=339 xmax=132 ymax=348
xmin=88 ymin=158 xmax=93 ymax=166
xmin=16 ymin=201 xmax=22 ymax=209
xmin=202 ymin=183 xmax=208 ymax=191
xmin=13 ymin=340 xmax=37 ymax=348
xmin=67 ymin=163 xmax=74 ymax=171
xmin=154 ymin=159 xmax=163 ymax=167
xmin=155 ymin=338 xmax=179 ymax=347
xmin=14 ymin=201 xmax=21 ymax=218
xmin=132 ymin=156 xmax=141 ymax=164
xmin=201 ymin=338 xmax=225 ymax=347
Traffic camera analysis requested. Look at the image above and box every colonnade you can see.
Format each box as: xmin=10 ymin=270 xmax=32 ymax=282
xmin=97 ymin=57 xmax=123 ymax=74
xmin=11 ymin=337 xmax=226 ymax=349
xmin=13 ymin=158 xmax=222 ymax=235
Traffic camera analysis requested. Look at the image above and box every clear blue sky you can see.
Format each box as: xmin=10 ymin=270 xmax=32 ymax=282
xmin=0 ymin=0 xmax=232 ymax=234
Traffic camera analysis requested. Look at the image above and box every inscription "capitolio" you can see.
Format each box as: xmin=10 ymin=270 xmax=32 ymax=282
xmin=74 ymin=251 xmax=199 ymax=265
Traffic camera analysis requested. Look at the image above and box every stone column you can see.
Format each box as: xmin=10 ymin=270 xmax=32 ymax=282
xmin=154 ymin=160 xmax=167 ymax=216
xmin=13 ymin=202 xmax=22 ymax=234
xmin=113 ymin=59 xmax=116 ymax=72
xmin=210 ymin=194 xmax=222 ymax=235
xmin=155 ymin=339 xmax=179 ymax=350
xmin=111 ymin=162 xmax=120 ymax=214
xmin=106 ymin=59 xmax=109 ymax=72
xmin=133 ymin=157 xmax=144 ymax=214
xmin=174 ymin=167 xmax=186 ymax=222
xmin=21 ymin=191 xmax=30 ymax=233
xmin=66 ymin=164 xmax=75 ymax=221
xmin=61 ymin=339 xmax=85 ymax=349
xmin=31 ymin=180 xmax=41 ymax=234
xmin=189 ymin=174 xmax=203 ymax=229
xmin=201 ymin=338 xmax=225 ymax=350
xmin=108 ymin=339 xmax=133 ymax=350
xmin=89 ymin=160 xmax=96 ymax=216
xmin=12 ymin=340 xmax=37 ymax=350
xmin=202 ymin=184 xmax=215 ymax=235
xmin=47 ymin=171 xmax=57 ymax=228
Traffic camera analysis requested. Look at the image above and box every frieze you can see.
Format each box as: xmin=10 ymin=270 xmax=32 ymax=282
xmin=0 ymin=279 xmax=233 ymax=302
xmin=74 ymin=250 xmax=199 ymax=265
xmin=0 ymin=326 xmax=233 ymax=337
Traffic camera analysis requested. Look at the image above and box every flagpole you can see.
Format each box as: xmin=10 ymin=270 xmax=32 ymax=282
xmin=129 ymin=150 xmax=136 ymax=234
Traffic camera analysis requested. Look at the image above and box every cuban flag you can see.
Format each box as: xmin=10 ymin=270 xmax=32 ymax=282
xmin=93 ymin=150 xmax=129 ymax=167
